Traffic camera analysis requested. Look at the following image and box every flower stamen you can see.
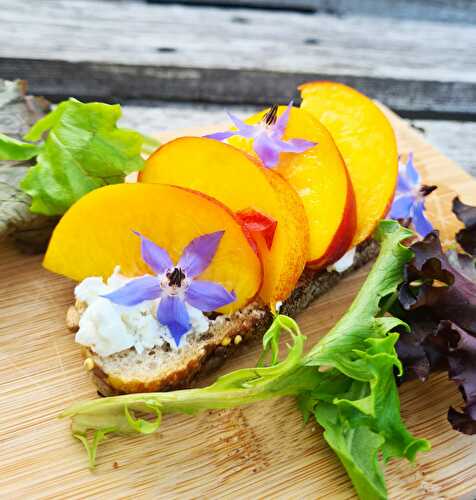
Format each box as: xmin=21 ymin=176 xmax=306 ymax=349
xmin=263 ymin=104 xmax=279 ymax=126
xmin=167 ymin=267 xmax=186 ymax=287
xmin=420 ymin=185 xmax=437 ymax=197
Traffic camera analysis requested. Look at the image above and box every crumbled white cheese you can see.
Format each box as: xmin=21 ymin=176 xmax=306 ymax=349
xmin=275 ymin=301 xmax=283 ymax=313
xmin=326 ymin=247 xmax=356 ymax=274
xmin=74 ymin=267 xmax=209 ymax=357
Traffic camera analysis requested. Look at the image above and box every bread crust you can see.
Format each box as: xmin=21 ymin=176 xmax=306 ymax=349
xmin=69 ymin=240 xmax=378 ymax=396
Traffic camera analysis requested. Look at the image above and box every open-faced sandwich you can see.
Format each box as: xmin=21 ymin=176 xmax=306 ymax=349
xmin=4 ymin=79 xmax=475 ymax=500
xmin=42 ymin=82 xmax=398 ymax=395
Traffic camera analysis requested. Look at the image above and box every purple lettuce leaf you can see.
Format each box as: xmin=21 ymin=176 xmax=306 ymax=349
xmin=393 ymin=230 xmax=476 ymax=435
xmin=394 ymin=309 xmax=444 ymax=383
xmin=436 ymin=321 xmax=476 ymax=435
xmin=452 ymin=196 xmax=476 ymax=257
xmin=398 ymin=232 xmax=476 ymax=334
xmin=447 ymin=250 xmax=476 ymax=282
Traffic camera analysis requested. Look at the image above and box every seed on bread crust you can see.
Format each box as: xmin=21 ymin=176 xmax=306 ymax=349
xmin=83 ymin=358 xmax=95 ymax=371
xmin=75 ymin=299 xmax=87 ymax=314
xmin=66 ymin=305 xmax=80 ymax=331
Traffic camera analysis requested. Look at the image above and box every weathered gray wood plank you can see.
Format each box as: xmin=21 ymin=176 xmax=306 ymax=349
xmin=147 ymin=0 xmax=318 ymax=12
xmin=157 ymin=0 xmax=476 ymax=24
xmin=8 ymin=0 xmax=475 ymax=82
xmin=120 ymin=101 xmax=257 ymax=135
xmin=118 ymin=102 xmax=476 ymax=177
xmin=2 ymin=0 xmax=476 ymax=115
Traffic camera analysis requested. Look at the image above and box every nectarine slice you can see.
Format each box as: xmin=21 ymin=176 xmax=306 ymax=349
xmin=299 ymin=81 xmax=398 ymax=246
xmin=44 ymin=183 xmax=262 ymax=314
xmin=227 ymin=106 xmax=356 ymax=268
xmin=139 ymin=137 xmax=309 ymax=306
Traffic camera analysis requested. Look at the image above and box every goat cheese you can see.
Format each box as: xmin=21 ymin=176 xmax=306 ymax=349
xmin=326 ymin=247 xmax=356 ymax=274
xmin=74 ymin=267 xmax=209 ymax=356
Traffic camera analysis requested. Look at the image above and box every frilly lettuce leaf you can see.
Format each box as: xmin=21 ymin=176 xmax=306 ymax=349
xmin=61 ymin=221 xmax=430 ymax=499
xmin=299 ymin=220 xmax=429 ymax=499
xmin=62 ymin=315 xmax=317 ymax=463
xmin=305 ymin=221 xmax=414 ymax=373
xmin=398 ymin=232 xmax=476 ymax=335
xmin=20 ymin=98 xmax=146 ymax=215
xmin=436 ymin=321 xmax=476 ymax=435
xmin=393 ymin=229 xmax=476 ymax=436
xmin=453 ymin=196 xmax=476 ymax=257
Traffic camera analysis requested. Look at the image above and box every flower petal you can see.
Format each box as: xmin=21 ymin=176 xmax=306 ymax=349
xmin=274 ymin=137 xmax=316 ymax=153
xmin=102 ymin=276 xmax=162 ymax=306
xmin=178 ymin=230 xmax=224 ymax=277
xmin=205 ymin=130 xmax=236 ymax=141
xmin=185 ymin=280 xmax=236 ymax=311
xmin=226 ymin=112 xmax=256 ymax=138
xmin=157 ymin=295 xmax=190 ymax=346
xmin=405 ymin=153 xmax=420 ymax=186
xmin=396 ymin=170 xmax=413 ymax=193
xmin=253 ymin=132 xmax=280 ymax=168
xmin=412 ymin=202 xmax=433 ymax=237
xmin=133 ymin=231 xmax=173 ymax=274
xmin=275 ymin=100 xmax=293 ymax=135
xmin=388 ymin=194 xmax=415 ymax=220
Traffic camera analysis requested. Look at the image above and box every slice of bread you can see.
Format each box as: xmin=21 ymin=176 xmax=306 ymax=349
xmin=68 ymin=240 xmax=378 ymax=396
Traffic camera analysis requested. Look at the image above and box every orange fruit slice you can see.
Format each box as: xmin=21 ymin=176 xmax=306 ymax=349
xmin=44 ymin=183 xmax=262 ymax=314
xmin=140 ymin=137 xmax=308 ymax=306
xmin=227 ymin=106 xmax=356 ymax=268
xmin=299 ymin=81 xmax=398 ymax=246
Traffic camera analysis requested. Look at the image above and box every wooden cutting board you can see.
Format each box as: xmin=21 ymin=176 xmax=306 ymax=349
xmin=1 ymin=108 xmax=475 ymax=499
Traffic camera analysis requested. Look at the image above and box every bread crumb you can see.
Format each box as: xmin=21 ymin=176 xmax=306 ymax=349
xmin=113 ymin=461 xmax=119 ymax=469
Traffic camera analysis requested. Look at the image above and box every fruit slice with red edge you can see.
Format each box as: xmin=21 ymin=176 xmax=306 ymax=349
xmin=139 ymin=136 xmax=309 ymax=306
xmin=227 ymin=105 xmax=356 ymax=268
xmin=44 ymin=183 xmax=262 ymax=314
xmin=299 ymin=81 xmax=398 ymax=246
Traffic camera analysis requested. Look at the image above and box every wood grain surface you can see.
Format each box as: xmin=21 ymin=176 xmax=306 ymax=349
xmin=2 ymin=0 xmax=476 ymax=115
xmin=0 ymin=108 xmax=475 ymax=499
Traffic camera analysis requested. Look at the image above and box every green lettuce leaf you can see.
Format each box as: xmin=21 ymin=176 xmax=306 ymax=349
xmin=300 ymin=221 xmax=430 ymax=499
xmin=60 ymin=221 xmax=430 ymax=499
xmin=61 ymin=315 xmax=318 ymax=466
xmin=0 ymin=132 xmax=41 ymax=161
xmin=20 ymin=98 xmax=145 ymax=215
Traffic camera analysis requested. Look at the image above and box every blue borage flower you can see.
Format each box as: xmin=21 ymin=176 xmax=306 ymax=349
xmin=103 ymin=231 xmax=236 ymax=346
xmin=389 ymin=153 xmax=437 ymax=237
xmin=206 ymin=101 xmax=316 ymax=168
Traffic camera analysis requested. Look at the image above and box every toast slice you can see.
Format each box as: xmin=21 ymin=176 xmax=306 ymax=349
xmin=68 ymin=240 xmax=378 ymax=396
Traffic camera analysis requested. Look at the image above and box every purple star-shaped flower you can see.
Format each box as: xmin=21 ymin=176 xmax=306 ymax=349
xmin=388 ymin=153 xmax=437 ymax=237
xmin=102 ymin=231 xmax=236 ymax=346
xmin=206 ymin=101 xmax=316 ymax=168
